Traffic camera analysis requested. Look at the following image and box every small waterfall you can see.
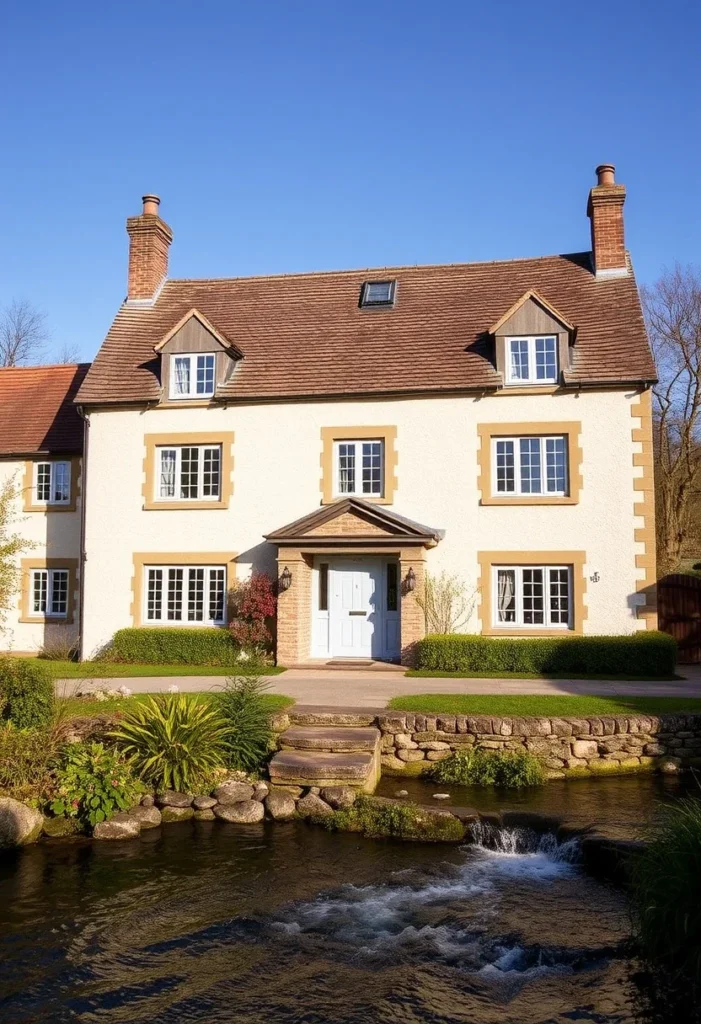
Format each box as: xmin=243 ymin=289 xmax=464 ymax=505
xmin=469 ymin=820 xmax=581 ymax=863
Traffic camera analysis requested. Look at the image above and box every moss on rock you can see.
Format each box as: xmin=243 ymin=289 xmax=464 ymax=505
xmin=320 ymin=796 xmax=465 ymax=843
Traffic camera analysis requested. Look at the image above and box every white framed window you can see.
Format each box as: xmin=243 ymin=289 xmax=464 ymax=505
xmin=334 ymin=439 xmax=384 ymax=497
xmin=169 ymin=353 xmax=216 ymax=399
xmin=34 ymin=461 xmax=71 ymax=505
xmin=493 ymin=436 xmax=568 ymax=496
xmin=156 ymin=445 xmax=221 ymax=501
xmin=144 ymin=565 xmax=227 ymax=625
xmin=493 ymin=565 xmax=571 ymax=629
xmin=30 ymin=568 xmax=69 ymax=617
xmin=506 ymin=336 xmax=558 ymax=385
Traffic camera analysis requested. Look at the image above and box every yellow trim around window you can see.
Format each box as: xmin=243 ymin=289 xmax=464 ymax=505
xmin=320 ymin=425 xmax=398 ymax=505
xmin=477 ymin=421 xmax=582 ymax=506
xmin=129 ymin=552 xmax=238 ymax=627
xmin=22 ymin=457 xmax=81 ymax=513
xmin=477 ymin=550 xmax=587 ymax=636
xmin=142 ymin=432 xmax=234 ymax=511
xmin=18 ymin=558 xmax=79 ymax=625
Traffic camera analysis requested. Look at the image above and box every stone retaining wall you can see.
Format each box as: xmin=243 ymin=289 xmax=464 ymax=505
xmin=370 ymin=711 xmax=701 ymax=777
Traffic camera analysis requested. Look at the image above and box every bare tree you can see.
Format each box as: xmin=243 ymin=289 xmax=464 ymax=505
xmin=642 ymin=265 xmax=701 ymax=576
xmin=0 ymin=476 xmax=35 ymax=637
xmin=0 ymin=298 xmax=48 ymax=366
xmin=416 ymin=571 xmax=477 ymax=634
xmin=55 ymin=343 xmax=81 ymax=364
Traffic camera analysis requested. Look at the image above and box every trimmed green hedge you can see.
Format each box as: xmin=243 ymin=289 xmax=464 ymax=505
xmin=108 ymin=628 xmax=241 ymax=666
xmin=414 ymin=632 xmax=677 ymax=677
xmin=0 ymin=657 xmax=55 ymax=728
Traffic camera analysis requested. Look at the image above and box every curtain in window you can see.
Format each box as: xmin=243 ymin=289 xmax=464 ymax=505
xmin=497 ymin=570 xmax=515 ymax=622
xmin=159 ymin=450 xmax=177 ymax=497
xmin=174 ymin=357 xmax=190 ymax=395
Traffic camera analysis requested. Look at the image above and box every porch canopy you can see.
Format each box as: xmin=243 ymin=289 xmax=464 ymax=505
xmin=264 ymin=497 xmax=444 ymax=666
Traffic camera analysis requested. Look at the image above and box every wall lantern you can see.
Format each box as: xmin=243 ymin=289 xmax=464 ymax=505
xmin=279 ymin=566 xmax=292 ymax=592
xmin=405 ymin=567 xmax=417 ymax=592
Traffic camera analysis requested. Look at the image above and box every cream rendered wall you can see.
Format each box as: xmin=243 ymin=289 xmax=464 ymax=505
xmin=81 ymin=389 xmax=645 ymax=657
xmin=0 ymin=458 xmax=82 ymax=653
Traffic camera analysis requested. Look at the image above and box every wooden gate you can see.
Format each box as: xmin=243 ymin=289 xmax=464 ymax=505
xmin=658 ymin=573 xmax=701 ymax=663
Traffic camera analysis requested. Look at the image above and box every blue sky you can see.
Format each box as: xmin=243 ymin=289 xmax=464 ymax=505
xmin=1 ymin=1 xmax=699 ymax=362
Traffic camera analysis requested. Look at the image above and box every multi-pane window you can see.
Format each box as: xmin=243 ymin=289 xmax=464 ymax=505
xmin=335 ymin=440 xmax=384 ymax=497
xmin=494 ymin=565 xmax=572 ymax=629
xmin=30 ymin=569 xmax=69 ymax=617
xmin=157 ymin=445 xmax=221 ymax=501
xmin=145 ymin=565 xmax=227 ymax=625
xmin=506 ymin=336 xmax=558 ymax=385
xmin=169 ymin=353 xmax=216 ymax=399
xmin=492 ymin=436 xmax=568 ymax=496
xmin=360 ymin=280 xmax=396 ymax=307
xmin=34 ymin=461 xmax=71 ymax=505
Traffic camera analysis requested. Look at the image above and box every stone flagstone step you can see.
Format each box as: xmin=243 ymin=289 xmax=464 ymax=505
xmin=279 ymin=726 xmax=380 ymax=753
xmin=269 ymin=749 xmax=380 ymax=792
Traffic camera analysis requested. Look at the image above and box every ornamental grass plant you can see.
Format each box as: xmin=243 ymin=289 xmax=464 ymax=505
xmin=216 ymin=675 xmax=274 ymax=773
xmin=430 ymin=747 xmax=545 ymax=788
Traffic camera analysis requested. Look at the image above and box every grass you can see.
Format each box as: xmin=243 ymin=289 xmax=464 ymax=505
xmin=405 ymin=669 xmax=681 ymax=681
xmin=34 ymin=659 xmax=286 ymax=679
xmin=58 ymin=692 xmax=294 ymax=718
xmin=387 ymin=694 xmax=701 ymax=717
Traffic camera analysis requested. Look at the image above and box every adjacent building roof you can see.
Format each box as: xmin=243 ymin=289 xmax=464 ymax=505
xmin=76 ymin=251 xmax=656 ymax=406
xmin=0 ymin=363 xmax=89 ymax=456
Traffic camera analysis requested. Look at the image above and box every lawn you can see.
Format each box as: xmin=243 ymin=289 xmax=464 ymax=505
xmin=405 ymin=669 xmax=680 ymax=681
xmin=387 ymin=694 xmax=701 ymax=717
xmin=37 ymin=660 xmax=286 ymax=679
xmin=59 ymin=692 xmax=294 ymax=718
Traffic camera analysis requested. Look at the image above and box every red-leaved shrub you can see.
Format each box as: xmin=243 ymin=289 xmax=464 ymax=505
xmin=229 ymin=572 xmax=277 ymax=653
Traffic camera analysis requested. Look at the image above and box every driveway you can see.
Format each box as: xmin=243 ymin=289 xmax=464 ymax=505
xmin=55 ymin=665 xmax=701 ymax=708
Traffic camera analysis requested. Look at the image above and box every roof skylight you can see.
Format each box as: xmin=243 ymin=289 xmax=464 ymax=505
xmin=360 ymin=280 xmax=396 ymax=308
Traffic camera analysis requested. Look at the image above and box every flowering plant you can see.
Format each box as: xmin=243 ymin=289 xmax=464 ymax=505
xmin=50 ymin=742 xmax=142 ymax=828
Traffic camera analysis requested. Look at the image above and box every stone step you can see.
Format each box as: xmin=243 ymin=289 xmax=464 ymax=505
xmin=289 ymin=705 xmax=386 ymax=728
xmin=279 ymin=726 xmax=380 ymax=753
xmin=268 ymin=749 xmax=380 ymax=793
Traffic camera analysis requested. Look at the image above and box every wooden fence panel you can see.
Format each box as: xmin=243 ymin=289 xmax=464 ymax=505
xmin=658 ymin=573 xmax=701 ymax=664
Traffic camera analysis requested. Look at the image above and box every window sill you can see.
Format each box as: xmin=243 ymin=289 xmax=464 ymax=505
xmin=325 ymin=495 xmax=393 ymax=506
xmin=480 ymin=495 xmax=578 ymax=506
xmin=497 ymin=385 xmax=561 ymax=396
xmin=482 ymin=626 xmax=580 ymax=637
xmin=19 ymin=615 xmax=73 ymax=625
xmin=142 ymin=500 xmax=229 ymax=511
xmin=23 ymin=503 xmax=77 ymax=513
xmin=139 ymin=622 xmax=227 ymax=629
xmin=159 ymin=398 xmax=216 ymax=408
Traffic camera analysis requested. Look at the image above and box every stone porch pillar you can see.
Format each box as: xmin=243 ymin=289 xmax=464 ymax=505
xmin=399 ymin=547 xmax=427 ymax=666
xmin=275 ymin=548 xmax=313 ymax=666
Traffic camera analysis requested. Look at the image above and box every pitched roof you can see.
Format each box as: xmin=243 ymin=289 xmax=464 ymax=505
xmin=265 ymin=496 xmax=444 ymax=546
xmin=0 ymin=363 xmax=89 ymax=456
xmin=76 ymin=251 xmax=656 ymax=406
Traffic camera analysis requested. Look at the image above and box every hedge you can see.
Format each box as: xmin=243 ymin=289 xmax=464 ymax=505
xmin=0 ymin=658 xmax=55 ymax=728
xmin=414 ymin=632 xmax=677 ymax=677
xmin=108 ymin=628 xmax=241 ymax=666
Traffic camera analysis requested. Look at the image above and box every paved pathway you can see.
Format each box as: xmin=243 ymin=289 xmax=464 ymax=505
xmin=55 ymin=665 xmax=701 ymax=708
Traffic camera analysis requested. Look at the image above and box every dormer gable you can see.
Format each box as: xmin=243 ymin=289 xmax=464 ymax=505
xmin=154 ymin=309 xmax=242 ymax=402
xmin=490 ymin=290 xmax=575 ymax=388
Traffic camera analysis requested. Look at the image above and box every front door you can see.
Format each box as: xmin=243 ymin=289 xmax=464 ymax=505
xmin=330 ymin=559 xmax=381 ymax=658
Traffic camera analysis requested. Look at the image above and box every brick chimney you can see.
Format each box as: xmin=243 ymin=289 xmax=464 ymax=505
xmin=587 ymin=164 xmax=627 ymax=278
xmin=126 ymin=194 xmax=173 ymax=302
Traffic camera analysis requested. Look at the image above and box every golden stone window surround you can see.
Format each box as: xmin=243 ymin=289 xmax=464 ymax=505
xmin=320 ymin=425 xmax=398 ymax=505
xmin=22 ymin=456 xmax=81 ymax=513
xmin=477 ymin=550 xmax=587 ymax=636
xmin=18 ymin=558 xmax=79 ymax=625
xmin=142 ymin=432 xmax=234 ymax=511
xmin=129 ymin=552 xmax=238 ymax=627
xmin=477 ymin=421 xmax=583 ymax=506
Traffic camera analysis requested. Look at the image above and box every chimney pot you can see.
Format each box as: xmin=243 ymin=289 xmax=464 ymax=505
xmin=142 ymin=194 xmax=161 ymax=216
xmin=595 ymin=164 xmax=616 ymax=187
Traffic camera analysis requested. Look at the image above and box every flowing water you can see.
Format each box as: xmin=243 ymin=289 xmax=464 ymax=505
xmin=0 ymin=775 xmax=690 ymax=1023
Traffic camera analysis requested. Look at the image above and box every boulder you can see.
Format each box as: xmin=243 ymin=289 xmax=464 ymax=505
xmin=156 ymin=791 xmax=193 ymax=808
xmin=296 ymin=793 xmax=334 ymax=818
xmin=160 ymin=806 xmax=194 ymax=823
xmin=42 ymin=816 xmax=82 ymax=838
xmin=141 ymin=794 xmax=155 ymax=808
xmin=213 ymin=782 xmax=255 ymax=805
xmin=0 ymin=798 xmax=44 ymax=849
xmin=213 ymin=800 xmax=265 ymax=823
xmin=193 ymin=795 xmax=217 ymax=810
xmin=265 ymin=791 xmax=297 ymax=820
xmin=127 ymin=805 xmax=162 ymax=829
xmin=253 ymin=782 xmax=269 ymax=802
xmin=194 ymin=809 xmax=216 ymax=821
xmin=93 ymin=812 xmax=141 ymax=840
xmin=320 ymin=786 xmax=356 ymax=810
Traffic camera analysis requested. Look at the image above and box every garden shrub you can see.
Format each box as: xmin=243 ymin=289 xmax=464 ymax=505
xmin=325 ymin=796 xmax=465 ymax=843
xmin=0 ymin=657 xmax=55 ymax=728
xmin=229 ymin=572 xmax=277 ymax=654
xmin=110 ymin=693 xmax=226 ymax=792
xmin=217 ymin=675 xmax=274 ymax=773
xmin=630 ymin=798 xmax=701 ymax=1013
xmin=431 ymin=748 xmax=545 ymax=788
xmin=51 ymin=742 xmax=142 ymax=828
xmin=0 ymin=724 xmax=60 ymax=800
xmin=414 ymin=631 xmax=677 ymax=677
xmin=108 ymin=627 xmax=242 ymax=666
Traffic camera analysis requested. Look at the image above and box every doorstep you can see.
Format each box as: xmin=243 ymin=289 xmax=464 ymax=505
xmin=289 ymin=658 xmax=406 ymax=673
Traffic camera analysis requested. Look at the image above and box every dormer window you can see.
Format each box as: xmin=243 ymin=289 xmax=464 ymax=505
xmin=360 ymin=280 xmax=396 ymax=307
xmin=506 ymin=336 xmax=558 ymax=385
xmin=169 ymin=353 xmax=215 ymax=400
